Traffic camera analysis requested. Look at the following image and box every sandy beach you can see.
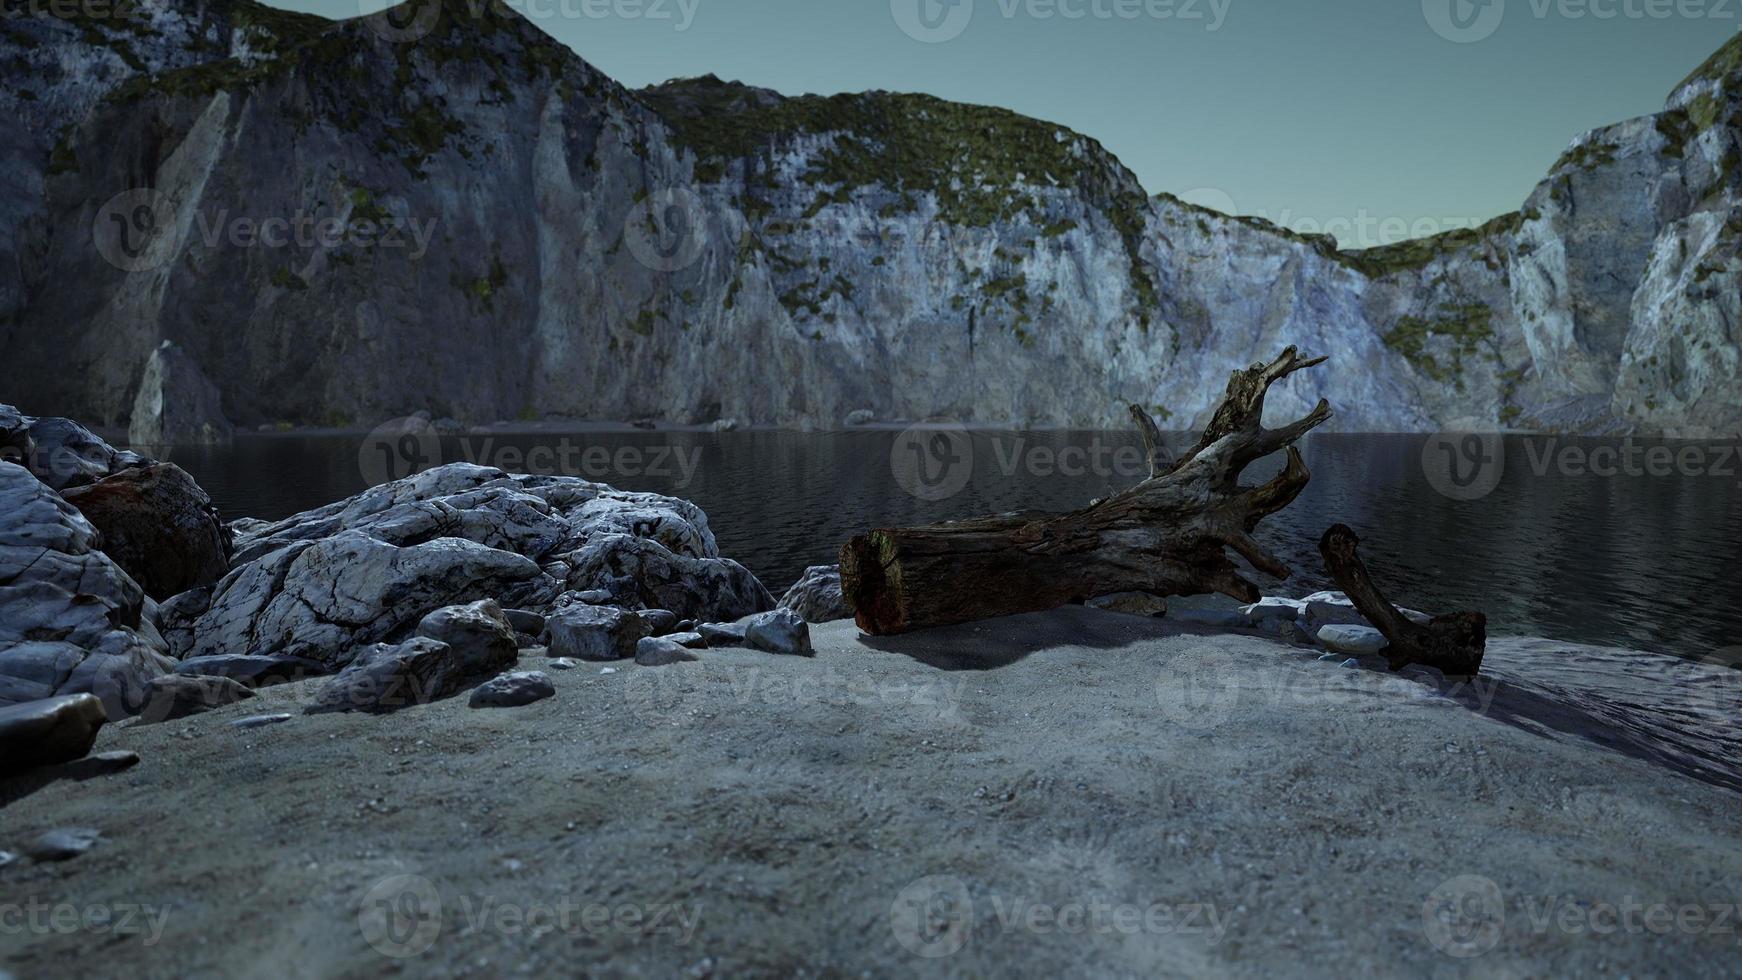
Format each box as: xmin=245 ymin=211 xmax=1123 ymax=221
xmin=2 ymin=607 xmax=1738 ymax=978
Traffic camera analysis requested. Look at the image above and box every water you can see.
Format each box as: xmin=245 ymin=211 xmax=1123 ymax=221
xmin=161 ymin=429 xmax=1742 ymax=662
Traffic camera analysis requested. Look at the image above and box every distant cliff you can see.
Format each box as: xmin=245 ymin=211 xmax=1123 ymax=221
xmin=2 ymin=1 xmax=1737 ymax=435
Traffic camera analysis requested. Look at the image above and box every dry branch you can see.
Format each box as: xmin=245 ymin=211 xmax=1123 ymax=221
xmin=1319 ymin=523 xmax=1487 ymax=678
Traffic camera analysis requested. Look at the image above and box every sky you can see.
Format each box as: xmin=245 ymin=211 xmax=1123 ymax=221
xmin=273 ymin=0 xmax=1736 ymax=247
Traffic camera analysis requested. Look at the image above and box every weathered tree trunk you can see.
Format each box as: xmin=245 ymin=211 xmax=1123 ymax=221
xmin=840 ymin=348 xmax=1333 ymax=635
xmin=1318 ymin=523 xmax=1487 ymax=679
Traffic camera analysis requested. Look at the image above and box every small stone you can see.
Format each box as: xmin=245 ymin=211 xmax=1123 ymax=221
xmin=232 ymin=714 xmax=293 ymax=729
xmin=0 ymin=694 xmax=108 ymax=776
xmin=0 ymin=850 xmax=16 ymax=870
xmin=1316 ymin=624 xmax=1390 ymax=657
xmin=547 ymin=605 xmax=651 ymax=662
xmin=547 ymin=658 xmax=581 ymax=671
xmin=666 ymin=632 xmax=707 ymax=649
xmin=744 ymin=608 xmax=813 ymax=656
xmin=27 ymin=828 xmax=103 ymax=862
xmin=845 ymin=409 xmax=876 ymax=426
xmin=52 ymin=750 xmax=140 ymax=781
xmin=777 ymin=565 xmax=851 ymax=623
xmin=635 ymin=637 xmax=699 ymax=667
xmin=469 ymin=671 xmax=556 ymax=709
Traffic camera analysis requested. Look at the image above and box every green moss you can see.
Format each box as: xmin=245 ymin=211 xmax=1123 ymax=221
xmin=1041 ymin=218 xmax=1078 ymax=238
xmin=269 ymin=267 xmax=308 ymax=291
xmin=1344 ymin=212 xmax=1523 ymax=278
xmin=1555 ymin=139 xmax=1619 ymax=174
xmin=1674 ymin=31 xmax=1742 ymax=94
xmin=629 ymin=310 xmax=657 ymax=335
xmin=455 ymin=255 xmax=508 ymax=308
xmin=1383 ymin=303 xmax=1498 ymax=383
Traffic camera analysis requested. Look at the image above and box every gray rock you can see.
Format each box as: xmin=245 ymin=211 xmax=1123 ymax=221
xmin=0 ymin=465 xmax=172 ymax=718
xmin=845 ymin=409 xmax=876 ymax=426
xmin=307 ymin=638 xmax=466 ymax=715
xmin=189 ymin=464 xmax=771 ymax=670
xmin=744 ymin=609 xmax=813 ymax=657
xmin=1087 ymin=592 xmax=1168 ymax=618
xmin=547 ymin=605 xmax=651 ymax=662
xmin=637 ymin=609 xmax=679 ymax=635
xmin=0 ymin=850 xmax=16 ymax=870
xmin=546 ymin=658 xmax=582 ymax=671
xmin=1316 ymin=625 xmax=1391 ymax=657
xmin=5 ymin=412 xmax=146 ymax=492
xmin=52 ymin=750 xmax=141 ymax=780
xmin=231 ymin=714 xmax=293 ymax=729
xmin=635 ymin=637 xmax=699 ymax=667
xmin=504 ymin=608 xmax=546 ymax=636
xmin=26 ymin=828 xmax=103 ymax=862
xmin=136 ymin=675 xmax=257 ymax=725
xmin=469 ymin=671 xmax=556 ymax=708
xmin=173 ymin=654 xmax=329 ymax=689
xmin=666 ymin=632 xmax=707 ymax=649
xmin=1240 ymin=598 xmax=1302 ymax=631
xmin=1299 ymin=591 xmax=1432 ymax=634
xmin=416 ymin=599 xmax=519 ymax=676
xmin=0 ymin=694 xmax=108 ymax=775
xmin=698 ymin=622 xmax=748 ymax=647
xmin=127 ymin=340 xmax=233 ymax=446
xmin=777 ymin=565 xmax=852 ymax=623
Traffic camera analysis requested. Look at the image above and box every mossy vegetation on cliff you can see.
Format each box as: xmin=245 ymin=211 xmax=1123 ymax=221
xmin=1383 ymin=303 xmax=1499 ymax=384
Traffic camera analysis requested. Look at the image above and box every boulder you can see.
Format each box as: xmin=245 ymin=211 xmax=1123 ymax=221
xmin=0 ymin=408 xmax=147 ymax=492
xmin=136 ymin=674 xmax=256 ymax=724
xmin=172 ymin=654 xmax=329 ymax=689
xmin=127 ymin=340 xmax=233 ymax=446
xmin=547 ymin=605 xmax=650 ymax=662
xmin=61 ymin=463 xmax=231 ymax=601
xmin=469 ymin=671 xmax=556 ymax=708
xmin=503 ymin=609 xmax=546 ymax=636
xmin=635 ymin=636 xmax=699 ymax=667
xmin=667 ymin=631 xmax=707 ymax=649
xmin=1087 ymin=592 xmax=1168 ymax=618
xmin=777 ymin=565 xmax=852 ymax=623
xmin=637 ymin=609 xmax=679 ymax=635
xmin=0 ymin=465 xmax=172 ymax=718
xmin=307 ymin=638 xmax=466 ymax=715
xmin=744 ymin=609 xmax=813 ymax=656
xmin=0 ymin=694 xmax=108 ymax=775
xmin=190 ymin=464 xmax=771 ymax=669
xmin=415 ymin=599 xmax=519 ymax=676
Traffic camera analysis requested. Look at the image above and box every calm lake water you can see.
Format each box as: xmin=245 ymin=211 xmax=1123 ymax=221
xmin=160 ymin=430 xmax=1742 ymax=662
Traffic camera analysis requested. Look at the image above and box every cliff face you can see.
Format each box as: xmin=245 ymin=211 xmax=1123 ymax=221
xmin=2 ymin=2 xmax=1737 ymax=435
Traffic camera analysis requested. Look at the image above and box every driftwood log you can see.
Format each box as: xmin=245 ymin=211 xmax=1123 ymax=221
xmin=840 ymin=348 xmax=1334 ymax=635
xmin=1319 ymin=523 xmax=1486 ymax=678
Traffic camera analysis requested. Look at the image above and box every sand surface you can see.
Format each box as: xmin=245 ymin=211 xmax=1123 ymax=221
xmin=2 ymin=608 xmax=1739 ymax=978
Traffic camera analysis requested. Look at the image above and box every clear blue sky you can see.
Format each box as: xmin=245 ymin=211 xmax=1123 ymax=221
xmin=274 ymin=0 xmax=1735 ymax=246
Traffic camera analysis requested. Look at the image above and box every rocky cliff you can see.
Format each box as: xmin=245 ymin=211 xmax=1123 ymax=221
xmin=2 ymin=1 xmax=1737 ymax=435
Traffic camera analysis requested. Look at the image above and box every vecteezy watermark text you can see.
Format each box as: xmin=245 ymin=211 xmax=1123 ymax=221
xmin=191 ymin=209 xmax=437 ymax=260
xmin=1423 ymin=0 xmax=1736 ymax=43
xmin=357 ymin=417 xmax=703 ymax=488
xmin=1422 ymin=429 xmax=1742 ymax=501
xmin=0 ymin=899 xmax=170 ymax=946
xmin=891 ymin=0 xmax=1231 ymax=44
xmin=1424 ymin=874 xmax=1742 ymax=958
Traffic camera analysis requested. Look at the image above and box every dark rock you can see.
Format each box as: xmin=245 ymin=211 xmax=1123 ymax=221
xmin=547 ymin=605 xmax=650 ymax=662
xmin=777 ymin=565 xmax=852 ymax=623
xmin=307 ymin=638 xmax=465 ymax=715
xmin=667 ymin=631 xmax=707 ymax=649
xmin=61 ymin=463 xmax=231 ymax=601
xmin=415 ymin=599 xmax=519 ymax=676
xmin=5 ymin=411 xmax=146 ymax=492
xmin=638 ymin=609 xmax=679 ymax=635
xmin=698 ymin=622 xmax=747 ymax=647
xmin=55 ymin=750 xmax=141 ymax=780
xmin=468 ymin=671 xmax=556 ymax=708
xmin=173 ymin=654 xmax=329 ymax=689
xmin=127 ymin=340 xmax=233 ymax=446
xmin=136 ymin=674 xmax=256 ymax=724
xmin=0 ymin=694 xmax=108 ymax=775
xmin=156 ymin=586 xmax=213 ymax=659
xmin=27 ymin=828 xmax=103 ymax=862
xmin=504 ymin=608 xmax=546 ymax=636
xmin=635 ymin=637 xmax=699 ymax=667
xmin=744 ymin=609 xmax=813 ymax=656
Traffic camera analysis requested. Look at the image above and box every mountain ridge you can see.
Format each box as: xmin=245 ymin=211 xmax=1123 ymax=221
xmin=1 ymin=1 xmax=1737 ymax=435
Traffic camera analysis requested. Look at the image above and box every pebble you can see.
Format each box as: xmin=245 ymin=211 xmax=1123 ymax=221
xmin=27 ymin=828 xmax=104 ymax=862
xmin=547 ymin=658 xmax=581 ymax=670
xmin=231 ymin=714 xmax=293 ymax=729
xmin=0 ymin=851 xmax=16 ymax=870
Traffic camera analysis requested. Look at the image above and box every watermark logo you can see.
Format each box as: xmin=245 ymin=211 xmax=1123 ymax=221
xmin=891 ymin=0 xmax=976 ymax=42
xmin=1421 ymin=423 xmax=1505 ymax=501
xmin=94 ymin=188 xmax=177 ymax=273
xmin=624 ymin=188 xmax=709 ymax=273
xmin=0 ymin=898 xmax=171 ymax=946
xmin=359 ymin=874 xmax=444 ymax=958
xmin=1423 ymin=0 xmax=1506 ymax=42
xmin=1686 ymin=646 xmax=1742 ymax=736
xmin=891 ymin=421 xmax=973 ymax=501
xmin=1154 ymin=648 xmax=1241 ymax=730
xmin=358 ymin=417 xmax=443 ymax=487
xmin=891 ymin=875 xmax=975 ymax=957
xmin=1423 ymin=874 xmax=1506 ymax=957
